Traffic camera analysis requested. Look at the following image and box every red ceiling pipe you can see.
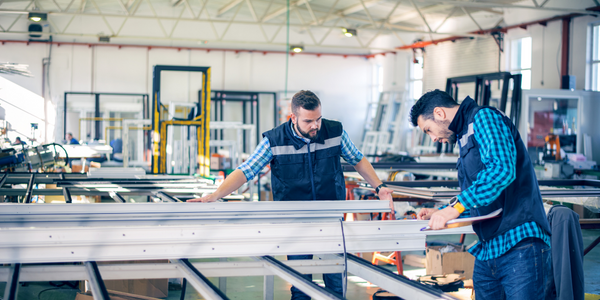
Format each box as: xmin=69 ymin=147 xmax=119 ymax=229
xmin=0 ymin=38 xmax=396 ymax=59
xmin=397 ymin=12 xmax=592 ymax=50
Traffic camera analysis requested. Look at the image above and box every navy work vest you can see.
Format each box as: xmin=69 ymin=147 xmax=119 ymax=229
xmin=453 ymin=97 xmax=551 ymax=242
xmin=263 ymin=119 xmax=346 ymax=201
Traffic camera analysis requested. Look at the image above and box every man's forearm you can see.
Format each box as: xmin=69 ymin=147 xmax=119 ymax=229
xmin=353 ymin=157 xmax=383 ymax=189
xmin=208 ymin=169 xmax=249 ymax=201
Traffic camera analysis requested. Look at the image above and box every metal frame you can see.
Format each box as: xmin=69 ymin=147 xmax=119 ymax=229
xmin=445 ymin=72 xmax=522 ymax=129
xmin=0 ymin=174 xmax=472 ymax=300
xmin=152 ymin=65 xmax=211 ymax=175
xmin=372 ymin=179 xmax=600 ymax=200
xmin=63 ymin=92 xmax=150 ymax=141
xmin=210 ymin=90 xmax=278 ymax=154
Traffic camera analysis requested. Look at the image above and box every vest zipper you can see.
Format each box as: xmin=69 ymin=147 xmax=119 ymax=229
xmin=306 ymin=141 xmax=317 ymax=200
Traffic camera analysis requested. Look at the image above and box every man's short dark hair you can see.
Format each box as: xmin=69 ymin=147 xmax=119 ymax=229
xmin=410 ymin=89 xmax=458 ymax=127
xmin=291 ymin=90 xmax=321 ymax=115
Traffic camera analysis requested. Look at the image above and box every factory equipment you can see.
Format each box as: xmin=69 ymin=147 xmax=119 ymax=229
xmin=519 ymin=89 xmax=600 ymax=177
xmin=151 ymin=65 xmax=211 ymax=175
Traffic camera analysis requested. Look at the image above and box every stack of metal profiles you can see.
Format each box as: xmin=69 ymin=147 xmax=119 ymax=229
xmin=0 ymin=172 xmax=470 ymax=300
xmin=357 ymin=179 xmax=600 ymax=201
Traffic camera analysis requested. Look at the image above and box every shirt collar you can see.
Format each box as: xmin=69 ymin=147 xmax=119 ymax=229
xmin=290 ymin=121 xmax=311 ymax=143
xmin=448 ymin=96 xmax=478 ymax=136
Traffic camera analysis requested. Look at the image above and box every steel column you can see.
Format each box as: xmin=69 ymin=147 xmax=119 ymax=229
xmin=3 ymin=263 xmax=20 ymax=300
xmin=173 ymin=259 xmax=230 ymax=300
xmin=260 ymin=256 xmax=342 ymax=300
xmin=24 ymin=173 xmax=35 ymax=203
xmin=84 ymin=261 xmax=110 ymax=300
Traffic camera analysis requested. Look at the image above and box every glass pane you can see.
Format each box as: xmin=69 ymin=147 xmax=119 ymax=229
xmin=521 ymin=69 xmax=532 ymax=90
xmin=594 ymin=62 xmax=600 ymax=91
xmin=521 ymin=37 xmax=532 ymax=69
xmin=412 ymin=57 xmax=423 ymax=80
xmin=412 ymin=80 xmax=423 ymax=100
xmin=594 ymin=25 xmax=600 ymax=61
xmin=510 ymin=39 xmax=522 ymax=70
xmin=527 ymin=97 xmax=578 ymax=151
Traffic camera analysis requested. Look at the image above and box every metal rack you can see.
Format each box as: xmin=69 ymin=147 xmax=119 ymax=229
xmin=0 ymin=172 xmax=471 ymax=300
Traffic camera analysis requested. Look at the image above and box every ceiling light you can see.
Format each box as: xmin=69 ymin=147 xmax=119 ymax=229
xmin=342 ymin=28 xmax=357 ymax=37
xmin=290 ymin=45 xmax=304 ymax=53
xmin=28 ymin=12 xmax=47 ymax=22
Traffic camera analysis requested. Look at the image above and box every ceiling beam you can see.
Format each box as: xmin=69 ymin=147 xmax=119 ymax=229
xmin=217 ymin=0 xmax=243 ymax=17
xmin=262 ymin=0 xmax=308 ymax=22
xmin=413 ymin=0 xmax=596 ymax=14
xmin=388 ymin=4 xmax=454 ymax=24
xmin=343 ymin=0 xmax=381 ymax=15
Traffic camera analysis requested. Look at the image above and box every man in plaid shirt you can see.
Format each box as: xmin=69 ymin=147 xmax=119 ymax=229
xmin=413 ymin=90 xmax=552 ymax=300
xmin=190 ymin=90 xmax=393 ymax=300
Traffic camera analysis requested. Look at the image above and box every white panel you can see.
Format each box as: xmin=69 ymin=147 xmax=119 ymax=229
xmin=94 ymin=47 xmax=147 ymax=93
xmin=422 ymin=37 xmax=500 ymax=95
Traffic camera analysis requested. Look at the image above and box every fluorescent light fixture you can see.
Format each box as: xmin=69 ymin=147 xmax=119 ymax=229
xmin=342 ymin=28 xmax=357 ymax=37
xmin=28 ymin=12 xmax=47 ymax=22
xmin=290 ymin=45 xmax=304 ymax=53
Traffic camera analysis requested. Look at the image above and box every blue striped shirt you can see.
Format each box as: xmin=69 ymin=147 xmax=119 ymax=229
xmin=456 ymin=109 xmax=550 ymax=261
xmin=237 ymin=123 xmax=364 ymax=181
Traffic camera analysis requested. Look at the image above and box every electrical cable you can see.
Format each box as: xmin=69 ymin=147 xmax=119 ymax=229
xmin=48 ymin=143 xmax=69 ymax=166
xmin=339 ymin=218 xmax=348 ymax=299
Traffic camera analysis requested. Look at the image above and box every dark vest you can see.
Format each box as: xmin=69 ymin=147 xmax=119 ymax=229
xmin=452 ymin=97 xmax=551 ymax=242
xmin=263 ymin=119 xmax=346 ymax=201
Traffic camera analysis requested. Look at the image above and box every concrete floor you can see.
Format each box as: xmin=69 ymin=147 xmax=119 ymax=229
xmin=1 ymin=230 xmax=599 ymax=299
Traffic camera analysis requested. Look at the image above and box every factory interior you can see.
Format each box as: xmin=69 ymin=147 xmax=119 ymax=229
xmin=1 ymin=0 xmax=600 ymax=299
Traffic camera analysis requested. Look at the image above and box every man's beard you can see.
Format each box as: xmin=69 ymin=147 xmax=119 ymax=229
xmin=296 ymin=124 xmax=320 ymax=142
xmin=436 ymin=119 xmax=457 ymax=144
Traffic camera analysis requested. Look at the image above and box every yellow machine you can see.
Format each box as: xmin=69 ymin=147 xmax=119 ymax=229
xmin=151 ymin=65 xmax=211 ymax=175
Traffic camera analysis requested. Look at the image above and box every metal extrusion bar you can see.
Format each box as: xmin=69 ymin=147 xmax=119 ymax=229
xmin=63 ymin=187 xmax=73 ymax=203
xmin=155 ymin=191 xmax=182 ymax=202
xmin=346 ymin=254 xmax=456 ymax=300
xmin=24 ymin=173 xmax=35 ymax=203
xmin=108 ymin=191 xmax=126 ymax=203
xmin=84 ymin=261 xmax=110 ymax=300
xmin=260 ymin=256 xmax=342 ymax=300
xmin=0 ymin=260 xmax=345 ymax=282
xmin=3 ymin=263 xmax=20 ymax=300
xmin=0 ymin=219 xmax=455 ymax=264
xmin=172 ymin=259 xmax=230 ymax=300
xmin=0 ymin=173 xmax=7 ymax=188
xmin=0 ymin=201 xmax=392 ymax=215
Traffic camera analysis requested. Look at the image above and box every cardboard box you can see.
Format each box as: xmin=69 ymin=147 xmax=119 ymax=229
xmin=426 ymin=245 xmax=475 ymax=280
xmin=99 ymin=260 xmax=169 ymax=298
xmin=210 ymin=156 xmax=232 ymax=170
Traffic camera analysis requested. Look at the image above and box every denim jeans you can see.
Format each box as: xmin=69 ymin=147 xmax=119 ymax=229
xmin=287 ymin=255 xmax=343 ymax=300
xmin=473 ymin=237 xmax=553 ymax=300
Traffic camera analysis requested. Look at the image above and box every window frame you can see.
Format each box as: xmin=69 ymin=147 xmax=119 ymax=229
xmin=509 ymin=36 xmax=532 ymax=90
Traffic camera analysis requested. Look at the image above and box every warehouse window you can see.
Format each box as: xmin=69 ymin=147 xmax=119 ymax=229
xmin=510 ymin=37 xmax=532 ymax=90
xmin=410 ymin=56 xmax=423 ymax=100
xmin=590 ymin=23 xmax=600 ymax=91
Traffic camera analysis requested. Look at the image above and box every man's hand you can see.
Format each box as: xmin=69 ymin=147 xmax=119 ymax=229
xmin=187 ymin=194 xmax=217 ymax=203
xmin=426 ymin=206 xmax=461 ymax=230
xmin=377 ymin=187 xmax=394 ymax=211
xmin=417 ymin=208 xmax=437 ymax=220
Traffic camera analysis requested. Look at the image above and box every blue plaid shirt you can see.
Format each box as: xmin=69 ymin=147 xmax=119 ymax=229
xmin=238 ymin=122 xmax=364 ymax=181
xmin=457 ymin=109 xmax=550 ymax=261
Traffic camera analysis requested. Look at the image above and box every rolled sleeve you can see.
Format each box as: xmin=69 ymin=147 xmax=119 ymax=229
xmin=237 ymin=137 xmax=273 ymax=181
xmin=340 ymin=130 xmax=364 ymax=165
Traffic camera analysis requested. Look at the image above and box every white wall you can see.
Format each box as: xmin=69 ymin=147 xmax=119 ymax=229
xmin=1 ymin=43 xmax=407 ymax=144
xmin=421 ymin=14 xmax=599 ymax=95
